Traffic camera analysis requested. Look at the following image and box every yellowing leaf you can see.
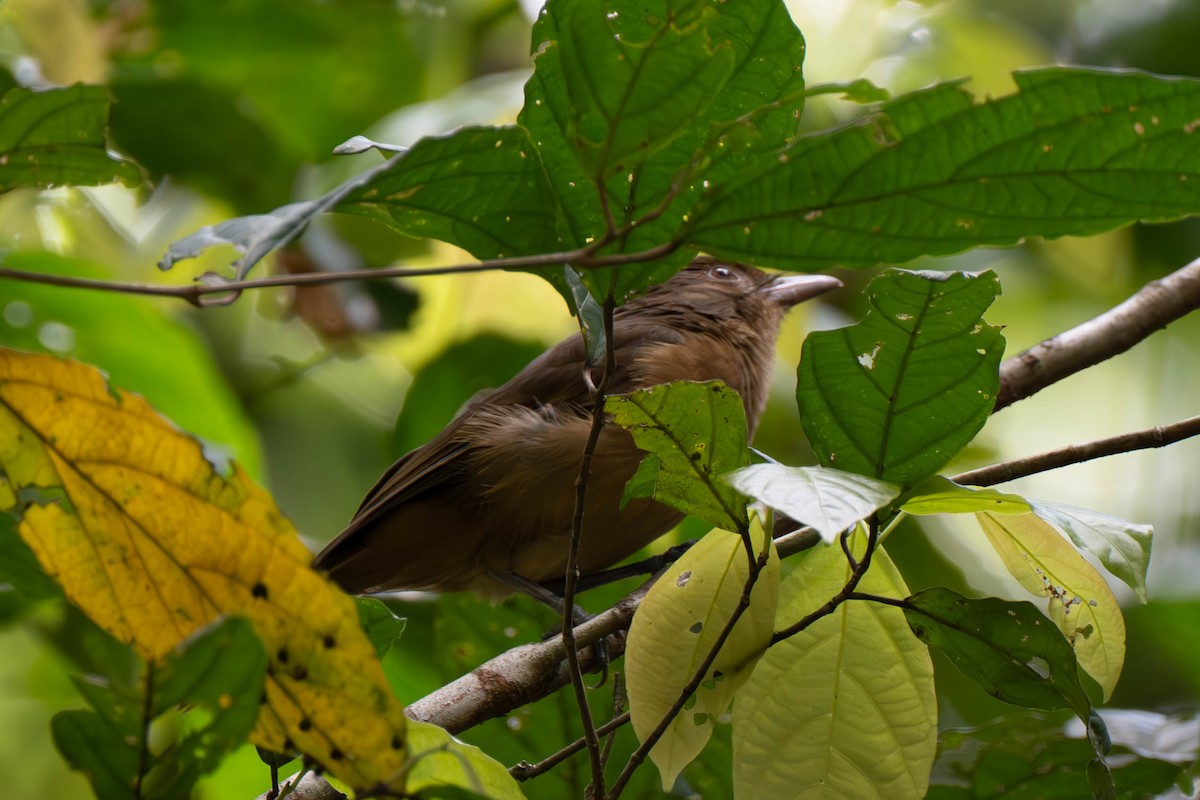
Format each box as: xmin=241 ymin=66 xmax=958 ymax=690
xmin=0 ymin=349 xmax=408 ymax=790
xmin=732 ymin=531 xmax=937 ymax=800
xmin=626 ymin=517 xmax=779 ymax=791
xmin=977 ymin=511 xmax=1126 ymax=700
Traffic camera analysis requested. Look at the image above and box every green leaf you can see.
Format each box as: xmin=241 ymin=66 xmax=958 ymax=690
xmin=607 ymin=380 xmax=751 ymax=531
xmin=1029 ymin=500 xmax=1153 ymax=604
xmin=904 ymin=588 xmax=1093 ymax=720
xmin=902 ymin=475 xmax=1030 ymax=516
xmin=336 ymin=126 xmax=564 ymax=264
xmin=404 ymin=717 xmax=528 ymax=800
xmin=0 ymin=84 xmax=139 ymax=193
xmin=52 ymin=617 xmax=267 ymax=800
xmin=627 ymin=519 xmax=778 ymax=790
xmin=686 ymin=68 xmax=1200 ymax=269
xmin=796 ymin=269 xmax=1004 ymax=485
xmin=727 ymin=463 xmax=900 ymax=542
xmin=356 ymin=597 xmax=407 ymax=659
xmin=733 ymin=532 xmax=936 ymax=799
xmin=0 ymin=508 xmax=61 ymax=600
xmin=929 ymin=714 xmax=1184 ymax=800
xmin=519 ymin=0 xmax=809 ymax=299
xmin=161 ymin=127 xmax=563 ymax=284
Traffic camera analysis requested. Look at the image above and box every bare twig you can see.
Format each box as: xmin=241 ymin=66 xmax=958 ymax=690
xmin=561 ymin=290 xmax=620 ymax=797
xmin=953 ymin=414 xmax=1200 ymax=487
xmin=995 ymin=256 xmax=1200 ymax=411
xmin=509 ymin=712 xmax=632 ymax=782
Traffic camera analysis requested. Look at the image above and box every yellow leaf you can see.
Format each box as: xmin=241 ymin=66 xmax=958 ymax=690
xmin=977 ymin=511 xmax=1126 ymax=700
xmin=732 ymin=531 xmax=937 ymax=800
xmin=626 ymin=517 xmax=779 ymax=791
xmin=0 ymin=348 xmax=408 ymax=790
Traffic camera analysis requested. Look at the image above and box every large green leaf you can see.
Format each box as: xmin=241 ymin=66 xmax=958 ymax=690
xmin=796 ymin=270 xmax=1004 ymax=485
xmin=607 ymin=380 xmax=751 ymax=531
xmin=929 ymin=714 xmax=1183 ymax=800
xmin=0 ymin=84 xmax=139 ymax=192
xmin=904 ymin=588 xmax=1093 ymax=720
xmin=519 ymin=0 xmax=809 ymax=299
xmin=337 ymin=126 xmax=564 ymax=263
xmin=686 ymin=68 xmax=1200 ymax=269
xmin=733 ymin=533 xmax=936 ymax=799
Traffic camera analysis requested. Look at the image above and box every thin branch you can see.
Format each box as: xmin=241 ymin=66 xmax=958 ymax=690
xmin=561 ymin=290 xmax=619 ymax=797
xmin=770 ymin=518 xmax=880 ymax=645
xmin=953 ymin=414 xmax=1200 ymax=487
xmin=509 ymin=712 xmax=632 ymax=782
xmin=995 ymin=256 xmax=1200 ymax=411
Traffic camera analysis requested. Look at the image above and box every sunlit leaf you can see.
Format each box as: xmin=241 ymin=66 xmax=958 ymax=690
xmin=902 ymin=475 xmax=1030 ymax=516
xmin=1029 ymin=500 xmax=1153 ymax=604
xmin=797 ymin=269 xmax=1004 ymax=485
xmin=727 ymin=463 xmax=900 ymax=542
xmin=687 ymin=68 xmax=1200 ymax=269
xmin=0 ymin=348 xmax=408 ymax=790
xmin=608 ymin=380 xmax=751 ymax=531
xmin=627 ymin=519 xmax=778 ymax=790
xmin=0 ymin=84 xmax=139 ymax=193
xmin=733 ymin=531 xmax=936 ymax=800
xmin=905 ymin=588 xmax=1092 ymax=719
xmin=977 ymin=512 xmax=1126 ymax=701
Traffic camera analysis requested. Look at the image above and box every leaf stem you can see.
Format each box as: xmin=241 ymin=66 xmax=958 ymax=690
xmin=771 ymin=517 xmax=881 ymax=645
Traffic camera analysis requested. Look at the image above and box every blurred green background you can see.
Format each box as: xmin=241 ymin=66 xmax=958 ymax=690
xmin=1 ymin=0 xmax=1198 ymax=797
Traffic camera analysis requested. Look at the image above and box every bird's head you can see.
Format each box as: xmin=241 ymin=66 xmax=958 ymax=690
xmin=629 ymin=257 xmax=842 ymax=330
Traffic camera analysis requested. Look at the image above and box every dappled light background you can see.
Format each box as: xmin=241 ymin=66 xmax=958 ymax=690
xmin=1 ymin=0 xmax=1199 ymax=797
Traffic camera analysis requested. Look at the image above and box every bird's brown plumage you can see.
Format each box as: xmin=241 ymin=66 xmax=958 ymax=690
xmin=313 ymin=259 xmax=840 ymax=597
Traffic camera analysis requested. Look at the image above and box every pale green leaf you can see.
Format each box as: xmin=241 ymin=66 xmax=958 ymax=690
xmin=977 ymin=512 xmax=1127 ymax=700
xmin=404 ymin=718 xmax=527 ymax=800
xmin=1029 ymin=500 xmax=1153 ymax=604
xmin=627 ymin=518 xmax=779 ymax=791
xmin=732 ymin=531 xmax=936 ymax=799
xmin=727 ymin=464 xmax=900 ymax=542
xmin=901 ymin=475 xmax=1030 ymax=516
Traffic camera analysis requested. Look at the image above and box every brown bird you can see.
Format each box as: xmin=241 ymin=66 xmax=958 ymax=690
xmin=313 ymin=259 xmax=841 ymax=599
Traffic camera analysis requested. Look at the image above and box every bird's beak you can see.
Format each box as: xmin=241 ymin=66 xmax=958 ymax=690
xmin=763 ymin=273 xmax=843 ymax=308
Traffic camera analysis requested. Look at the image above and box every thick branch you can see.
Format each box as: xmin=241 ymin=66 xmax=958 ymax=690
xmin=995 ymin=256 xmax=1200 ymax=411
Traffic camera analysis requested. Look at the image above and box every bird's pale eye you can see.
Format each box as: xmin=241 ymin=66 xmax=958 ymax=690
xmin=710 ymin=265 xmax=737 ymax=280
